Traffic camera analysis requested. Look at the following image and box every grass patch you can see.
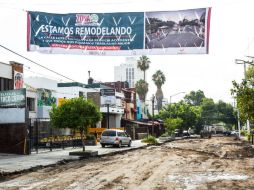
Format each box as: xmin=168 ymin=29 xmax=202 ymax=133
xmin=141 ymin=135 xmax=158 ymax=144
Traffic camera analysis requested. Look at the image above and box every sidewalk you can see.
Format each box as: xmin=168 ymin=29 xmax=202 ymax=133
xmin=0 ymin=140 xmax=147 ymax=174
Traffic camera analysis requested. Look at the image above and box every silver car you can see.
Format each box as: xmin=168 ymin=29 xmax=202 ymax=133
xmin=100 ymin=129 xmax=132 ymax=148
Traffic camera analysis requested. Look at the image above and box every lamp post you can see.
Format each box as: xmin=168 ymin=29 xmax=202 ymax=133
xmin=235 ymin=58 xmax=254 ymax=78
xmin=235 ymin=58 xmax=254 ymax=135
xmin=169 ymin=92 xmax=185 ymax=118
xmin=107 ymin=104 xmax=110 ymax=129
xmin=151 ymin=94 xmax=155 ymax=136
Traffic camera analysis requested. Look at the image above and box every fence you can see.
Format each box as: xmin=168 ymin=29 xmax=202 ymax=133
xmin=28 ymin=118 xmax=84 ymax=153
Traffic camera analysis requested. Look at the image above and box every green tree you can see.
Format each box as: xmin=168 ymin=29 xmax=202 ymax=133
xmin=232 ymin=79 xmax=254 ymax=122
xmin=231 ymin=64 xmax=254 ymax=123
xmin=152 ymin=70 xmax=166 ymax=111
xmin=200 ymin=98 xmax=217 ymax=125
xmin=184 ymin=90 xmax=205 ymax=106
xmin=50 ymin=97 xmax=102 ymax=151
xmin=160 ymin=101 xmax=201 ymax=133
xmin=137 ymin=55 xmax=150 ymax=81
xmin=245 ymin=65 xmax=254 ymax=85
xmin=216 ymin=100 xmax=237 ymax=127
xmin=164 ymin=118 xmax=183 ymax=135
xmin=135 ymin=79 xmax=149 ymax=102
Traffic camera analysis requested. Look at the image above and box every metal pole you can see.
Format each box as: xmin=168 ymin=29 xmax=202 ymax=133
xmin=107 ymin=104 xmax=110 ymax=129
xmin=244 ymin=63 xmax=251 ymax=133
xmin=169 ymin=96 xmax=172 ymax=118
xmin=235 ymin=59 xmax=253 ymax=134
xmin=237 ymin=109 xmax=241 ymax=139
xmin=152 ymin=94 xmax=155 ymax=136
xmin=36 ymin=119 xmax=38 ymax=154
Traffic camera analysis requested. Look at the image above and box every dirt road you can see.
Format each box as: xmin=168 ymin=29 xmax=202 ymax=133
xmin=1 ymin=137 xmax=254 ymax=190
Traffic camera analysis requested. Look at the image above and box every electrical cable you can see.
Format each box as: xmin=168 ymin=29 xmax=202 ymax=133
xmin=0 ymin=44 xmax=76 ymax=82
xmin=24 ymin=68 xmax=67 ymax=82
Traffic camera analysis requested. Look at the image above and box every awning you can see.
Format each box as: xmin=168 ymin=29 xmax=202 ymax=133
xmin=122 ymin=118 xmax=153 ymax=126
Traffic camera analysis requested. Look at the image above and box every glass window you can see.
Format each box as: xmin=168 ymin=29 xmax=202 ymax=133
xmin=27 ymin=98 xmax=35 ymax=111
xmin=0 ymin=78 xmax=12 ymax=91
xmin=102 ymin=130 xmax=116 ymax=137
xmin=79 ymin=91 xmax=84 ymax=97
xmin=118 ymin=132 xmax=123 ymax=137
xmin=126 ymin=68 xmax=128 ymax=80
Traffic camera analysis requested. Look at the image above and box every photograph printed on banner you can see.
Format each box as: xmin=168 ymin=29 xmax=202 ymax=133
xmin=145 ymin=8 xmax=207 ymax=50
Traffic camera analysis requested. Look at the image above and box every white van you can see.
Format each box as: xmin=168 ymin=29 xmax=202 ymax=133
xmin=100 ymin=129 xmax=132 ymax=148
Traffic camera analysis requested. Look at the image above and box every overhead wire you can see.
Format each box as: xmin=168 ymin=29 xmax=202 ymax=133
xmin=24 ymin=68 xmax=67 ymax=82
xmin=0 ymin=44 xmax=76 ymax=82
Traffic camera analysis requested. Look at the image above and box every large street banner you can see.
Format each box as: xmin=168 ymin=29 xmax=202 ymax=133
xmin=27 ymin=8 xmax=211 ymax=56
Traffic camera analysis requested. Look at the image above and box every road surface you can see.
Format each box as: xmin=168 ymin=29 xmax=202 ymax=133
xmin=1 ymin=137 xmax=254 ymax=190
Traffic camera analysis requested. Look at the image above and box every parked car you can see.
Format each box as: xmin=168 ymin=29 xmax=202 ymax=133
xmin=231 ymin=130 xmax=240 ymax=136
xmin=183 ymin=130 xmax=190 ymax=137
xmin=223 ymin=131 xmax=231 ymax=136
xmin=100 ymin=129 xmax=132 ymax=148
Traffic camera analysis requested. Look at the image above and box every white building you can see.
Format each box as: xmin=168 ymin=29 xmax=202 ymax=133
xmin=114 ymin=57 xmax=143 ymax=88
xmin=25 ymin=77 xmax=125 ymax=128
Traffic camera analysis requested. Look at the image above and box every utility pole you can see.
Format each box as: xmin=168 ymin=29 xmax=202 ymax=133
xmin=235 ymin=58 xmax=254 ymax=134
xmin=151 ymin=94 xmax=155 ymax=136
xmin=107 ymin=104 xmax=110 ymax=129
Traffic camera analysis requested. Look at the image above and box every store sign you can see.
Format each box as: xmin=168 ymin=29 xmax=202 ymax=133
xmin=27 ymin=8 xmax=211 ymax=56
xmin=0 ymin=89 xmax=26 ymax=108
xmin=100 ymin=89 xmax=115 ymax=96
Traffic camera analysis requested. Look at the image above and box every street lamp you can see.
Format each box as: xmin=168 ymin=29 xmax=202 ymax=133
xmin=235 ymin=58 xmax=254 ymax=134
xmin=169 ymin=92 xmax=186 ymax=105
xmin=235 ymin=58 xmax=254 ymax=78
xmin=151 ymin=94 xmax=155 ymax=136
xmin=169 ymin=92 xmax=185 ymax=118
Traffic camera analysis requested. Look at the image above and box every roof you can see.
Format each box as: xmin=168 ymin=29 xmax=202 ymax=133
xmin=58 ymin=82 xmax=86 ymax=88
xmin=85 ymin=83 xmax=113 ymax=89
xmin=122 ymin=118 xmax=153 ymax=126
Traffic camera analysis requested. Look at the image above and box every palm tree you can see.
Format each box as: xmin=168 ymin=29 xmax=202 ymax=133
xmin=135 ymin=79 xmax=149 ymax=102
xmin=137 ymin=55 xmax=151 ymax=81
xmin=152 ymin=70 xmax=166 ymax=111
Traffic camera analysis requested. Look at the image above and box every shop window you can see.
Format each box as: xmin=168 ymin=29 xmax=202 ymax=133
xmin=27 ymin=97 xmax=35 ymax=111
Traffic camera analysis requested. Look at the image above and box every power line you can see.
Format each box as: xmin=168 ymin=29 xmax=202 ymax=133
xmin=24 ymin=68 xmax=67 ymax=82
xmin=0 ymin=44 xmax=76 ymax=82
xmin=0 ymin=44 xmax=117 ymax=94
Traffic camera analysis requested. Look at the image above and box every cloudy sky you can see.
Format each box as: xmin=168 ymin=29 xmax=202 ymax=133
xmin=0 ymin=0 xmax=253 ymax=104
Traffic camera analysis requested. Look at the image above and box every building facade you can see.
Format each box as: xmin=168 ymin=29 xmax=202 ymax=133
xmin=114 ymin=57 xmax=143 ymax=88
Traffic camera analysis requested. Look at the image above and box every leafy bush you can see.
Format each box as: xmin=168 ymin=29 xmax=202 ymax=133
xmin=141 ymin=135 xmax=158 ymax=144
xmin=86 ymin=134 xmax=96 ymax=141
xmin=247 ymin=133 xmax=251 ymax=142
xmin=240 ymin=130 xmax=248 ymax=136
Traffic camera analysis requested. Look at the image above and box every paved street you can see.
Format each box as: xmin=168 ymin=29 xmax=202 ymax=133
xmin=146 ymin=32 xmax=204 ymax=49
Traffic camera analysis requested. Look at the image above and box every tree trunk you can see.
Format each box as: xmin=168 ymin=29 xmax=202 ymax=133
xmin=144 ymin=71 xmax=146 ymax=81
xmin=80 ymin=129 xmax=85 ymax=152
xmin=156 ymin=87 xmax=164 ymax=112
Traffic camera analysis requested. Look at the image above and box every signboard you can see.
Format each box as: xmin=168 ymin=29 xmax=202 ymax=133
xmin=101 ymin=96 xmax=116 ymax=105
xmin=100 ymin=89 xmax=115 ymax=96
xmin=0 ymin=89 xmax=26 ymax=108
xmin=27 ymin=8 xmax=211 ymax=55
xmin=14 ymin=71 xmax=24 ymax=89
